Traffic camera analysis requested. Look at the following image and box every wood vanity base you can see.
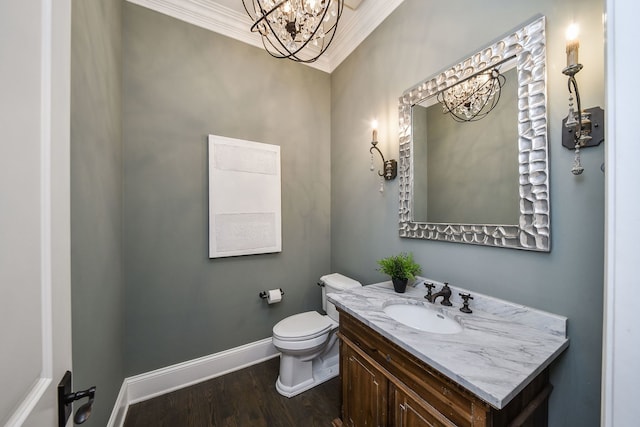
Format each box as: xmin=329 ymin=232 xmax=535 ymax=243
xmin=337 ymin=310 xmax=551 ymax=427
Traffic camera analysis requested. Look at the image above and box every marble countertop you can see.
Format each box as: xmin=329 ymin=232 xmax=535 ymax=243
xmin=327 ymin=280 xmax=569 ymax=409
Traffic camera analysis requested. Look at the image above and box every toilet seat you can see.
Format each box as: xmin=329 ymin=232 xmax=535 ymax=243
xmin=273 ymin=311 xmax=338 ymax=352
xmin=273 ymin=311 xmax=335 ymax=342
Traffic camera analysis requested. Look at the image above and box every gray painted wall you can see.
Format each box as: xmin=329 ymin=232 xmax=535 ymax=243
xmin=70 ymin=0 xmax=124 ymax=425
xmin=122 ymin=4 xmax=331 ymax=375
xmin=331 ymin=1 xmax=604 ymax=426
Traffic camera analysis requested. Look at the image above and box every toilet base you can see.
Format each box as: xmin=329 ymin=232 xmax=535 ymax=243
xmin=275 ymin=345 xmax=339 ymax=398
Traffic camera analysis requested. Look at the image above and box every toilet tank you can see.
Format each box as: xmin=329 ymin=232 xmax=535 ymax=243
xmin=320 ymin=273 xmax=362 ymax=322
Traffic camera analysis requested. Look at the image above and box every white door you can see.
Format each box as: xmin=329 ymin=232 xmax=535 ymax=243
xmin=0 ymin=0 xmax=72 ymax=426
xmin=602 ymin=0 xmax=640 ymax=425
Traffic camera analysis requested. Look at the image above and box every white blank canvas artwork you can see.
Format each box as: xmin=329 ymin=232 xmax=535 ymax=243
xmin=208 ymin=135 xmax=282 ymax=258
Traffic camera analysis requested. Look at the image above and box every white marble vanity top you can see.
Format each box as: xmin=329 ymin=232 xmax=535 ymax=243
xmin=327 ymin=280 xmax=569 ymax=409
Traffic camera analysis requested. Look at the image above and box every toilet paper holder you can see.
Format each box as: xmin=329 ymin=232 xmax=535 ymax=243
xmin=259 ymin=289 xmax=285 ymax=299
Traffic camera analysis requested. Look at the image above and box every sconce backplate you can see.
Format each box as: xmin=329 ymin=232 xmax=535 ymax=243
xmin=562 ymin=106 xmax=604 ymax=149
xmin=384 ymin=159 xmax=397 ymax=180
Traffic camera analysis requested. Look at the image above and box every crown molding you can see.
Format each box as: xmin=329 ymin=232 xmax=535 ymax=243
xmin=126 ymin=0 xmax=404 ymax=73
xmin=326 ymin=0 xmax=404 ymax=70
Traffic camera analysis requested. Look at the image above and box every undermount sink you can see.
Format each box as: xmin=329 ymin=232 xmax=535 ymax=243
xmin=383 ymin=302 xmax=463 ymax=334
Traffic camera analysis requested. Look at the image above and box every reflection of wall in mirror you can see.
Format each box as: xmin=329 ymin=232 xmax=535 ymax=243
xmin=412 ymin=105 xmax=429 ymax=221
xmin=412 ymin=68 xmax=520 ymax=225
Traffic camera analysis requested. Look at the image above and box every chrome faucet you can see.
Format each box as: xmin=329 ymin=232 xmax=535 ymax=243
xmin=426 ymin=283 xmax=452 ymax=306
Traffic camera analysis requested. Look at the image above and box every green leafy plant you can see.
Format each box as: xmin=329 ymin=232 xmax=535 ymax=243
xmin=377 ymin=252 xmax=422 ymax=281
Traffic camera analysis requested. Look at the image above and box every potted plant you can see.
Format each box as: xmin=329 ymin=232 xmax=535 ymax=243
xmin=377 ymin=252 xmax=422 ymax=293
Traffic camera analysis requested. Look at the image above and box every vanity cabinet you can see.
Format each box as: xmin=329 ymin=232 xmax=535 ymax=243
xmin=391 ymin=383 xmax=458 ymax=427
xmin=338 ymin=309 xmax=551 ymax=427
xmin=341 ymin=341 xmax=388 ymax=427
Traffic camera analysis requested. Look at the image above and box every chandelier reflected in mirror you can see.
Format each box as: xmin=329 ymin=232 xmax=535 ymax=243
xmin=242 ymin=0 xmax=344 ymax=63
xmin=437 ymin=68 xmax=506 ymax=122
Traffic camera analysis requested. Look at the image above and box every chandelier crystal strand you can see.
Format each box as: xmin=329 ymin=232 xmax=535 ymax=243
xmin=379 ymin=175 xmax=384 ymax=193
xmin=438 ymin=68 xmax=505 ymax=122
xmin=243 ymin=0 xmax=344 ymax=63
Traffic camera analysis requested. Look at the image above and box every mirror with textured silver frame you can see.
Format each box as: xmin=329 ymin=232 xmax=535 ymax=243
xmin=411 ymin=65 xmax=520 ymax=225
xmin=398 ymin=16 xmax=550 ymax=251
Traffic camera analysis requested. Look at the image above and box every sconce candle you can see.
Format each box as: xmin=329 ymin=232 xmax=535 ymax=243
xmin=565 ymin=24 xmax=580 ymax=67
xmin=371 ymin=120 xmax=378 ymax=142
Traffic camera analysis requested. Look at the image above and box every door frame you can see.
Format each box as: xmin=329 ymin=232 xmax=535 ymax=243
xmin=602 ymin=0 xmax=640 ymax=425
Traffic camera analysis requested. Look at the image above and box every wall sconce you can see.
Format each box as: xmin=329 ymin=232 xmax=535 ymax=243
xmin=369 ymin=120 xmax=397 ymax=192
xmin=561 ymin=24 xmax=604 ymax=175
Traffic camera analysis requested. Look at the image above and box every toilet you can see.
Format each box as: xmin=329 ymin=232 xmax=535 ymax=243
xmin=272 ymin=273 xmax=362 ymax=397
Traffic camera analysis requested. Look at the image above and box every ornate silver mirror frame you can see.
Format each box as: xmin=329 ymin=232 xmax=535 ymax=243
xmin=398 ymin=16 xmax=550 ymax=251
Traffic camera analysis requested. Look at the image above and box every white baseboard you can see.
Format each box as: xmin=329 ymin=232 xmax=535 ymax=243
xmin=106 ymin=338 xmax=279 ymax=427
xmin=106 ymin=380 xmax=130 ymax=427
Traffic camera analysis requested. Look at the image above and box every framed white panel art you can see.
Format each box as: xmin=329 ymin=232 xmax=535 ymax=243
xmin=208 ymin=135 xmax=282 ymax=258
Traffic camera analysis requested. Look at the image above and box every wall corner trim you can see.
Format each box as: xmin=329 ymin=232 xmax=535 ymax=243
xmin=106 ymin=338 xmax=279 ymax=427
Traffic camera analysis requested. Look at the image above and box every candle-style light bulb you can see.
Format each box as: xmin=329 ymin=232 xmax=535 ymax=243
xmin=371 ymin=119 xmax=378 ymax=142
xmin=565 ymin=24 xmax=580 ymax=67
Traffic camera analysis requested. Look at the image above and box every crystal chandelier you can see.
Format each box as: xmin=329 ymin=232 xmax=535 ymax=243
xmin=437 ymin=68 xmax=506 ymax=122
xmin=242 ymin=0 xmax=344 ymax=63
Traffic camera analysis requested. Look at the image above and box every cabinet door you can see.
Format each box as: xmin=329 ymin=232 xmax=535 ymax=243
xmin=342 ymin=342 xmax=388 ymax=427
xmin=391 ymin=384 xmax=459 ymax=427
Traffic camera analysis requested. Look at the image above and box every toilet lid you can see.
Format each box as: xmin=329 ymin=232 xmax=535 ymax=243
xmin=273 ymin=311 xmax=334 ymax=341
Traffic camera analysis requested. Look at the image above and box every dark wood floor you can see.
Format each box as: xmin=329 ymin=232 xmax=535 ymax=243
xmin=123 ymin=357 xmax=341 ymax=427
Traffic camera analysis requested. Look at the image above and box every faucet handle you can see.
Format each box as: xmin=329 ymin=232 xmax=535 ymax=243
xmin=459 ymin=292 xmax=474 ymax=313
xmin=424 ymin=282 xmax=435 ymax=301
